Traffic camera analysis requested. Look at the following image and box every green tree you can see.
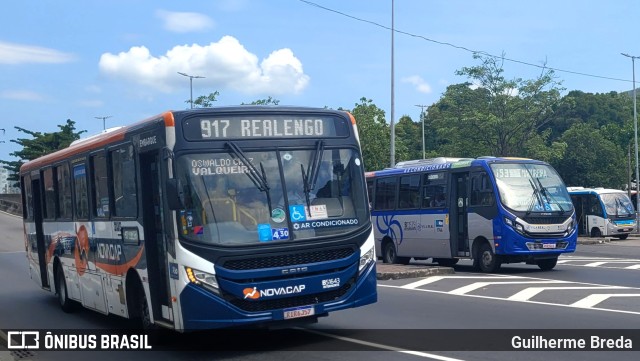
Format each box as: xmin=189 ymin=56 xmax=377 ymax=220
xmin=350 ymin=97 xmax=390 ymax=171
xmin=243 ymin=96 xmax=280 ymax=105
xmin=394 ymin=115 xmax=421 ymax=162
xmin=0 ymin=119 xmax=86 ymax=186
xmin=428 ymin=53 xmax=564 ymax=160
xmin=554 ymin=123 xmax=625 ymax=188
xmin=189 ymin=91 xmax=220 ymax=108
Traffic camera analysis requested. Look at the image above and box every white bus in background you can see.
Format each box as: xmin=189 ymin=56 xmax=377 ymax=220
xmin=567 ymin=187 xmax=636 ymax=239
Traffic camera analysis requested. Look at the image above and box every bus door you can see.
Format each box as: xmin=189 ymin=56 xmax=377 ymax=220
xmin=450 ymin=172 xmax=470 ymax=257
xmin=139 ymin=151 xmax=173 ymax=324
xmin=31 ymin=177 xmax=49 ymax=289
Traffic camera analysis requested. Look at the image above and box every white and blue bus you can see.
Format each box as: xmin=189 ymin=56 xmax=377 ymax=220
xmin=567 ymin=187 xmax=636 ymax=239
xmin=20 ymin=106 xmax=376 ymax=331
xmin=365 ymin=157 xmax=577 ymax=272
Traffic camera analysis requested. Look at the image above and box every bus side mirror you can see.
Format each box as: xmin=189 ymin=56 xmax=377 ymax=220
xmin=166 ymin=178 xmax=185 ymax=210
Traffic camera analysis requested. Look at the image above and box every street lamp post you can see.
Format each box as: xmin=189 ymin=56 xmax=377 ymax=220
xmin=389 ymin=0 xmax=395 ymax=167
xmin=95 ymin=116 xmax=112 ymax=131
xmin=415 ymin=105 xmax=427 ymax=159
xmin=178 ymin=72 xmax=205 ymax=109
xmin=622 ymin=52 xmax=640 ymax=225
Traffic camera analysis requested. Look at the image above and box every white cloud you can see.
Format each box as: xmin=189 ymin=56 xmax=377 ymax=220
xmin=98 ymin=36 xmax=310 ymax=95
xmin=156 ymin=10 xmax=214 ymax=33
xmin=402 ymin=75 xmax=432 ymax=94
xmin=0 ymin=90 xmax=46 ymax=101
xmin=0 ymin=41 xmax=75 ymax=65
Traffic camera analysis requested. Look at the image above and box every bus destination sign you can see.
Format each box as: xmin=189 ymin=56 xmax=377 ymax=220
xmin=183 ymin=115 xmax=348 ymax=140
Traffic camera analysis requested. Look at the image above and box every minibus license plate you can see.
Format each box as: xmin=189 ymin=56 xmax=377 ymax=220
xmin=542 ymin=243 xmax=556 ymax=249
xmin=284 ymin=306 xmax=315 ymax=319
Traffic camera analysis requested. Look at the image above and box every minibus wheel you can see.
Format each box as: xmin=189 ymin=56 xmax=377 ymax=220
xmin=477 ymin=243 xmax=501 ymax=273
xmin=56 ymin=264 xmax=77 ymax=313
xmin=383 ymin=242 xmax=410 ymax=265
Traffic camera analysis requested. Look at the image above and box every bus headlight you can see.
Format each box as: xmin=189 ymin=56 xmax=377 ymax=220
xmin=359 ymin=247 xmax=375 ymax=275
xmin=504 ymin=217 xmax=525 ymax=235
xmin=185 ymin=267 xmax=220 ymax=296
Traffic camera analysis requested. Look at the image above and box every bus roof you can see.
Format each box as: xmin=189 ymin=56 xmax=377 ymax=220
xmin=366 ymin=156 xmax=546 ymax=178
xmin=566 ymin=187 xmax=627 ymax=194
xmin=19 ymin=106 xmax=356 ymax=174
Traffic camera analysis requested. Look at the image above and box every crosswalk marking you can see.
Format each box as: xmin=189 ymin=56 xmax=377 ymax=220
xmin=571 ymin=294 xmax=640 ymax=308
xmin=400 ymin=275 xmax=520 ymax=289
xmin=507 ymin=286 xmax=627 ymax=301
xmin=448 ymin=280 xmax=567 ymax=295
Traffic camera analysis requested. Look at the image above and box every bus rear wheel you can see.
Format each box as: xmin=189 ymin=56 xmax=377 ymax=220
xmin=476 ymin=243 xmax=501 ymax=273
xmin=56 ymin=264 xmax=77 ymax=313
xmin=382 ymin=242 xmax=410 ymax=265
xmin=536 ymin=257 xmax=558 ymax=271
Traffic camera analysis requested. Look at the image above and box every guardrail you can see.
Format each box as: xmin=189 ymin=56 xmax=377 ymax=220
xmin=0 ymin=199 xmax=22 ymax=216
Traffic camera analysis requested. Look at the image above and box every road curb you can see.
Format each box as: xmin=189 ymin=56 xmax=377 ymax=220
xmin=376 ymin=265 xmax=454 ymax=280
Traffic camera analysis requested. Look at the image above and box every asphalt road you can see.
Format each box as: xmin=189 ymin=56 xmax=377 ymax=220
xmin=1 ymin=211 xmax=639 ymax=361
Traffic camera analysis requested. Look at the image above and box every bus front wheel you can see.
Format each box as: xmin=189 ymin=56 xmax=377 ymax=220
xmin=476 ymin=243 xmax=501 ymax=273
xmin=382 ymin=242 xmax=410 ymax=265
xmin=536 ymin=257 xmax=558 ymax=271
xmin=56 ymin=264 xmax=77 ymax=313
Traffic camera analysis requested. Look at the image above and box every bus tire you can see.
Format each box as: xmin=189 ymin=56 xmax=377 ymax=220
xmin=434 ymin=258 xmax=459 ymax=267
xmin=137 ymin=286 xmax=156 ymax=330
xmin=616 ymin=234 xmax=629 ymax=240
xmin=590 ymin=228 xmax=602 ymax=237
xmin=477 ymin=243 xmax=501 ymax=273
xmin=56 ymin=264 xmax=77 ymax=313
xmin=536 ymin=257 xmax=558 ymax=271
xmin=382 ymin=242 xmax=410 ymax=265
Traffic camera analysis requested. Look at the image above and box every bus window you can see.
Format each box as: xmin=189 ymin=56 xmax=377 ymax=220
xmin=110 ymin=145 xmax=137 ymax=218
xmin=42 ymin=168 xmax=56 ymax=220
xmin=22 ymin=175 xmax=33 ymax=220
xmin=56 ymin=163 xmax=72 ymax=219
xmin=422 ymin=172 xmax=446 ymax=208
xmin=73 ymin=164 xmax=89 ymax=220
xmin=90 ymin=153 xmax=110 ymax=218
xmin=374 ymin=177 xmax=397 ymax=210
xmin=470 ymin=172 xmax=494 ymax=207
xmin=398 ymin=174 xmax=420 ymax=209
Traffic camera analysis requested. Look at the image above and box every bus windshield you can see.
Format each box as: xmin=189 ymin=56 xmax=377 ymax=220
xmin=600 ymin=193 xmax=635 ymax=217
xmin=175 ymin=147 xmax=368 ymax=245
xmin=491 ymin=163 xmax=573 ymax=213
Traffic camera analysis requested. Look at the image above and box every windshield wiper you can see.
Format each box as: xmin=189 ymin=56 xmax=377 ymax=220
xmin=301 ymin=140 xmax=325 ymax=209
xmin=526 ymin=178 xmax=543 ymax=215
xmin=226 ymin=141 xmax=272 ymax=212
xmin=534 ymin=177 xmax=565 ymax=213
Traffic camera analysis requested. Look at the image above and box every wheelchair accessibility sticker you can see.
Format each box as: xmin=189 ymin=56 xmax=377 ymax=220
xmin=289 ymin=205 xmax=307 ymax=222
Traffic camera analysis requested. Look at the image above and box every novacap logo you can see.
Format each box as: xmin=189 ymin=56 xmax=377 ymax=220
xmin=243 ymin=287 xmax=260 ymax=299
xmin=243 ymin=285 xmax=306 ymax=299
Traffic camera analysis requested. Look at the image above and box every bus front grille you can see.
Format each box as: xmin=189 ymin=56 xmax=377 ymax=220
xmin=226 ymin=278 xmax=354 ymax=312
xmin=221 ymin=247 xmax=355 ymax=270
xmin=522 ymin=216 xmax=569 ymax=224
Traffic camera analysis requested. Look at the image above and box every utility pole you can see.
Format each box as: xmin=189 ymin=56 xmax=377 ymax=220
xmin=178 ymin=72 xmax=205 ymax=109
xmin=95 ymin=116 xmax=112 ymax=131
xmin=622 ymin=52 xmax=640 ymax=226
xmin=389 ymin=0 xmax=395 ymax=167
xmin=415 ymin=105 xmax=428 ymax=159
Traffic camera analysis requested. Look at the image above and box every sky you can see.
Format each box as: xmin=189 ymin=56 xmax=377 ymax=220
xmin=1 ymin=0 xmax=639 ymax=161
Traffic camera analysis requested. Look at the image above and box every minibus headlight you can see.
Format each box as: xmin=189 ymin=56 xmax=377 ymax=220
xmin=359 ymin=247 xmax=375 ymax=275
xmin=185 ymin=267 xmax=220 ymax=295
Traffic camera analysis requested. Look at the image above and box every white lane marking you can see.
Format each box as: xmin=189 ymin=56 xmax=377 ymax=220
xmin=625 ymin=265 xmax=640 ymax=269
xmin=300 ymin=328 xmax=466 ymax=361
xmin=380 ymin=284 xmax=640 ymax=316
xmin=508 ymin=286 xmax=627 ymax=301
xmin=448 ymin=280 xmax=568 ymax=295
xmin=571 ymin=294 xmax=640 ymax=308
xmin=401 ymin=275 xmax=521 ymax=289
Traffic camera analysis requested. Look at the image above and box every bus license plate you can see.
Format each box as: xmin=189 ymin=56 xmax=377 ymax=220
xmin=283 ymin=306 xmax=315 ymax=320
xmin=542 ymin=243 xmax=556 ymax=249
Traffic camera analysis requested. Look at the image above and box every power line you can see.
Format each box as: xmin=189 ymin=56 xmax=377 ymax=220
xmin=298 ymin=0 xmax=633 ymax=84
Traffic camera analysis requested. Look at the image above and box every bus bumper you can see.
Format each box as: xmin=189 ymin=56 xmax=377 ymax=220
xmin=179 ymin=262 xmax=377 ymax=330
xmin=496 ymin=227 xmax=577 ymax=257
